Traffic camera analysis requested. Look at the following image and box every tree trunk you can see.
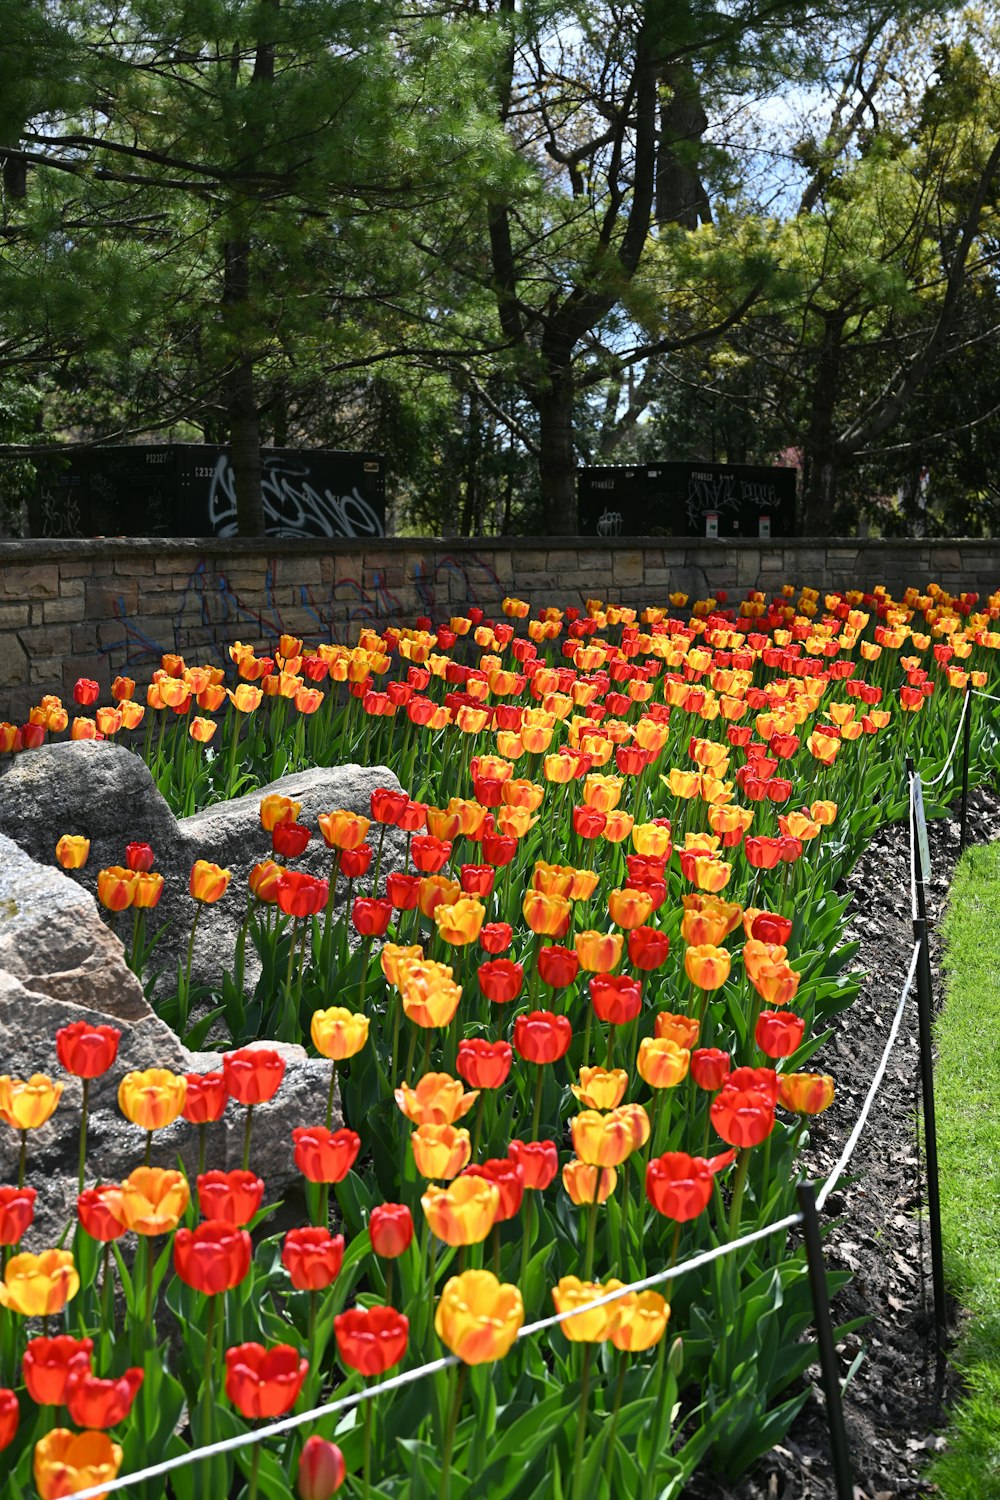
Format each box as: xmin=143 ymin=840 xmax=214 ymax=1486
xmin=222 ymin=238 xmax=265 ymax=538
xmin=538 ymin=375 xmax=577 ymax=534
xmin=801 ymin=311 xmax=846 ymax=536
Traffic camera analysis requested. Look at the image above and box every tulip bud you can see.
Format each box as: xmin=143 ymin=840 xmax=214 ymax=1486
xmin=298 ymin=1436 xmax=346 ymax=1499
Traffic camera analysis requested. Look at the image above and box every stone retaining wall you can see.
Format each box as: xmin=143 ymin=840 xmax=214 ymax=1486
xmin=1 ymin=535 xmax=998 ymax=715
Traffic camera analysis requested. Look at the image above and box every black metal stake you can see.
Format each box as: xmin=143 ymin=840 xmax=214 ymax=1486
xmin=959 ymin=682 xmax=973 ymax=853
xmin=906 ymin=758 xmax=949 ymax=1386
xmin=796 ymin=1182 xmax=855 ymax=1500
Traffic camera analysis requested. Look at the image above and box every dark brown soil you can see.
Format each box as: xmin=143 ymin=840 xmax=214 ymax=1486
xmin=686 ymin=779 xmax=1000 ymax=1500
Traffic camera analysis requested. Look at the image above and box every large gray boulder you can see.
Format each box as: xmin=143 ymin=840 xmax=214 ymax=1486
xmin=0 ymin=833 xmax=336 ymax=1246
xmin=0 ymin=742 xmax=406 ymax=988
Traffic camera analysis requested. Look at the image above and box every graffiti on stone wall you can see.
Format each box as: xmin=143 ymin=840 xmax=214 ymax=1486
xmin=100 ymin=553 xmax=508 ymax=671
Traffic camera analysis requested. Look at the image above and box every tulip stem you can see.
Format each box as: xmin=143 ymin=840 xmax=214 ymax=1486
xmin=17 ymin=1131 xmax=26 ymax=1189
xmin=197 ymin=1123 xmax=207 ymax=1178
xmin=405 ymin=1023 xmax=418 ymax=1086
xmin=201 ymin=1293 xmax=218 ymax=1446
xmin=530 ymin=1067 xmax=544 ymax=1142
xmin=727 ymin=1148 xmax=752 ymax=1239
xmin=519 ymin=1191 xmax=534 ymax=1292
xmin=438 ymin=1363 xmax=468 ymax=1500
xmin=362 ymin=1388 xmax=374 ymax=1500
xmin=145 ymin=1236 xmax=155 ymax=1330
xmin=570 ymin=1344 xmax=592 ymax=1500
xmin=326 ymin=1063 xmax=338 ymax=1130
xmin=583 ymin=1200 xmax=598 ymax=1281
xmin=242 ymin=1106 xmax=254 ymax=1172
xmin=601 ymin=1355 xmax=629 ymax=1490
xmin=144 ymin=1130 xmax=153 ymax=1168
xmin=248 ymin=1441 xmax=261 ymax=1500
xmin=181 ymin=905 xmax=202 ymax=1035
xmin=78 ymin=1078 xmax=90 ymax=1194
xmin=358 ymin=936 xmax=374 ymax=1014
xmin=581 ymin=1004 xmax=592 ymax=1068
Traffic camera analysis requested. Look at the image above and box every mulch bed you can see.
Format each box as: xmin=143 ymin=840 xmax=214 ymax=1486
xmin=686 ymin=777 xmax=1000 ymax=1500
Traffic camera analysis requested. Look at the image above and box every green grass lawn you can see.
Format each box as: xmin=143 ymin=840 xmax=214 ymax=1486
xmin=926 ymin=842 xmax=1000 ymax=1498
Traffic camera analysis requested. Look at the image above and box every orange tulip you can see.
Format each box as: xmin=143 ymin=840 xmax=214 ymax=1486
xmin=34 ymin=1428 xmax=123 ymax=1500
xmin=637 ymin=1037 xmax=690 ymax=1089
xmin=551 ymin=1276 xmax=625 ymax=1340
xmin=574 ymin=930 xmax=624 ymax=973
xmin=434 ymin=897 xmax=486 ymax=946
xmin=116 ymin=1167 xmax=190 ymax=1235
xmin=777 ymin=1073 xmax=835 ymax=1115
xmin=570 ymin=1067 xmax=628 ymax=1110
xmin=522 ymin=890 xmax=571 ymax=937
xmin=394 ymin=1074 xmax=478 ymax=1127
xmin=561 ymin=1161 xmax=617 ymax=1207
xmin=654 ymin=1012 xmax=701 ymax=1050
xmin=97 ymin=866 xmax=139 ymax=912
xmin=421 ymin=1177 xmax=499 ymax=1245
xmin=55 ymin=835 xmax=90 ymax=870
xmin=607 ymin=888 xmax=654 ymax=930
xmin=318 ymin=810 xmax=370 ymax=851
xmin=410 ymin=1123 xmax=473 ymax=1180
xmin=684 ymin=944 xmax=732 ymax=990
xmin=190 ymin=860 xmax=231 ymax=904
xmin=680 ymin=894 xmax=742 ymax=947
xmin=117 ymin=1069 xmax=187 ymax=1131
xmin=0 ymin=1074 xmax=62 ymax=1131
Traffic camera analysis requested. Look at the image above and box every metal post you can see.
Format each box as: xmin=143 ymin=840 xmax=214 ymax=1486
xmin=906 ymin=757 xmax=949 ymax=1376
xmin=796 ymin=1182 xmax=855 ymax=1500
xmin=959 ymin=683 xmax=973 ymax=853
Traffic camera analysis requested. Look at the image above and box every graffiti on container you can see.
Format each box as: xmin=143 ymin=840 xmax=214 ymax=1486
xmin=597 ymin=509 xmax=624 ymax=537
xmin=207 ymin=455 xmax=385 ymax=540
xmin=686 ymin=471 xmax=779 ymax=528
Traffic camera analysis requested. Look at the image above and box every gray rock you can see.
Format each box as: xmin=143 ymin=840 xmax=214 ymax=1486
xmin=0 ymin=838 xmax=337 ymax=1248
xmin=0 ymin=742 xmax=406 ymax=989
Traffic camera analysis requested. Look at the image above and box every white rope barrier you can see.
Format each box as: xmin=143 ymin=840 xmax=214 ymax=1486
xmin=923 ymin=691 xmax=969 ymax=787
xmin=815 ymin=941 xmax=921 ymax=1212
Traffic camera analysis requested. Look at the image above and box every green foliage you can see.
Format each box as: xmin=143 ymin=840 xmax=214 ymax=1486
xmin=927 ymin=838 xmax=1000 ymax=1498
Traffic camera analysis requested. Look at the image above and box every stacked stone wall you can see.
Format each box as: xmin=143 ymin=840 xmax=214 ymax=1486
xmin=1 ymin=536 xmax=997 ymax=714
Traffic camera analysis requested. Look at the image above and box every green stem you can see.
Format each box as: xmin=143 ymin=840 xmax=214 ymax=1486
xmin=363 ymin=1388 xmax=374 ymax=1500
xmin=438 ymin=1364 xmax=468 ymax=1500
xmin=583 ymin=1199 xmax=599 ymax=1281
xmin=601 ymin=1356 xmax=629 ymax=1490
xmin=326 ymin=1062 xmax=338 ymax=1130
xmin=242 ymin=1105 xmax=254 ymax=1172
xmin=519 ymin=1191 xmax=534 ymax=1292
xmin=530 ymin=1066 xmax=545 ymax=1142
xmin=17 ymin=1131 xmax=26 ymax=1189
xmin=570 ymin=1344 xmax=592 ymax=1500
xmin=77 ymin=1079 xmax=89 ymax=1194
xmin=180 ymin=905 xmax=202 ymax=1035
xmin=144 ymin=1130 xmax=153 ymax=1168
xmin=248 ymin=1441 xmax=261 ymax=1500
xmin=727 ymin=1148 xmax=753 ymax=1239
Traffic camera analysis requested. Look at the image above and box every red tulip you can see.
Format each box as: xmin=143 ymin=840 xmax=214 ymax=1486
xmin=368 ymin=1203 xmax=414 ymax=1259
xmin=73 ymin=678 xmax=100 ymax=705
xmin=386 ymin=871 xmax=422 ymax=909
xmin=589 ymin=974 xmax=642 ymax=1025
xmin=507 ymin=1138 xmax=559 ymax=1190
xmin=125 ymin=841 xmax=155 ymax=872
xmin=0 ymin=1388 xmax=17 ymax=1452
xmin=370 ymin=788 xmax=408 ymax=825
xmin=292 ymin=1127 xmax=361 ymax=1183
xmin=460 ymin=864 xmax=495 ymax=897
xmin=755 ymin=1011 xmax=805 ymax=1059
xmin=340 ymin=844 xmax=373 ymax=880
xmin=334 ymin=1306 xmax=409 ymax=1376
xmin=272 ymin=823 xmax=312 ymax=858
xmin=351 ymin=898 xmax=393 ymax=937
xmin=750 ymin=912 xmax=793 ymax=944
xmin=298 ymin=1435 xmax=347 ymax=1498
xmin=182 ymin=1072 xmax=228 ymax=1124
xmin=456 ymin=1039 xmax=512 ymax=1090
xmin=276 ymin=871 xmax=329 ymax=918
xmin=690 ymin=1048 xmax=731 ymax=1091
xmin=745 ymin=837 xmax=781 ymax=870
xmin=513 ymin=1010 xmax=572 ymax=1064
xmin=626 ymin=927 xmax=670 ymax=971
xmin=55 ymin=1021 xmax=121 ymax=1079
xmin=282 ymin=1228 xmax=345 ymax=1290
xmin=66 ymin=1365 xmax=144 ymax=1428
xmin=225 ymin=1343 xmax=309 ymax=1418
xmin=174 ymin=1220 xmax=252 ymax=1295
xmin=76 ymin=1186 xmax=125 ymax=1242
xmin=410 ymin=836 xmax=452 ymax=874
xmin=537 ymin=945 xmax=580 ymax=988
xmin=572 ymin=804 xmax=607 ymax=839
xmin=479 ymin=922 xmax=513 ymax=954
xmin=461 ymin=1159 xmax=524 ymax=1220
xmin=196 ymin=1170 xmax=264 ymax=1226
xmin=481 ymin=831 xmax=518 ymax=867
xmin=645 ymin=1152 xmax=714 ymax=1222
xmin=0 ymin=1185 xmax=36 ymax=1246
xmin=223 ymin=1048 xmax=286 ymax=1105
xmin=711 ymin=1082 xmax=775 ymax=1148
xmin=23 ymin=1336 xmax=93 ymax=1405
xmin=477 ymin=959 xmax=523 ymax=1005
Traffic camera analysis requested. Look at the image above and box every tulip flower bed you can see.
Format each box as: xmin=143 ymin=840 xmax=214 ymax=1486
xmin=1 ymin=581 xmax=999 ymax=1500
